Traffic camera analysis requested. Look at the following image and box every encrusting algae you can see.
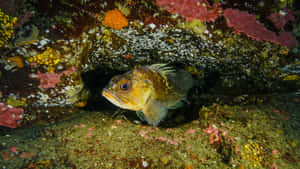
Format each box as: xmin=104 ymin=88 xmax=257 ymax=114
xmin=28 ymin=47 xmax=61 ymax=72
xmin=102 ymin=8 xmax=128 ymax=30
xmin=102 ymin=64 xmax=194 ymax=126
xmin=240 ymin=141 xmax=270 ymax=168
xmin=0 ymin=8 xmax=17 ymax=47
xmin=283 ymin=74 xmax=300 ymax=81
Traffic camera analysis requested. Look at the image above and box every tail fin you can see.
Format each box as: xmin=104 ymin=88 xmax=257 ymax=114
xmin=169 ymin=69 xmax=194 ymax=93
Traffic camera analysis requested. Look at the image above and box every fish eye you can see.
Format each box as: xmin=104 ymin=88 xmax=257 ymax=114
xmin=120 ymin=82 xmax=130 ymax=90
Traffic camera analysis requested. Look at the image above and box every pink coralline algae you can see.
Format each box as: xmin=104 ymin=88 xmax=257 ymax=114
xmin=185 ymin=128 xmax=196 ymax=135
xmin=20 ymin=152 xmax=36 ymax=158
xmin=9 ymin=147 xmax=18 ymax=153
xmin=272 ymin=149 xmax=279 ymax=155
xmin=270 ymin=163 xmax=278 ymax=169
xmin=156 ymin=0 xmax=222 ymax=22
xmin=36 ymin=71 xmax=62 ymax=88
xmin=155 ymin=136 xmax=178 ymax=145
xmin=0 ymin=102 xmax=24 ymax=128
xmin=32 ymin=67 xmax=76 ymax=89
xmin=223 ymin=8 xmax=298 ymax=48
xmin=203 ymin=125 xmax=227 ymax=144
xmin=139 ymin=129 xmax=178 ymax=145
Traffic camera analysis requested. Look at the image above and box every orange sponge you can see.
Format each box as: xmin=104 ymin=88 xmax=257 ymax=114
xmin=102 ymin=9 xmax=128 ymax=30
xmin=8 ymin=56 xmax=24 ymax=68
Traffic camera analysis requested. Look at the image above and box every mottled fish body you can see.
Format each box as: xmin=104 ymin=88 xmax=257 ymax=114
xmin=102 ymin=64 xmax=194 ymax=126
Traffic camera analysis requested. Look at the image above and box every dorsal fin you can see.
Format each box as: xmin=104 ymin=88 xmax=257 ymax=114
xmin=147 ymin=64 xmax=176 ymax=77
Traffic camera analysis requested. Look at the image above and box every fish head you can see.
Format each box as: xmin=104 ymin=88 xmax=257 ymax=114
xmin=102 ymin=68 xmax=153 ymax=111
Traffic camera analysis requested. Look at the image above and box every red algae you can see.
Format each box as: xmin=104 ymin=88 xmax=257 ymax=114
xmin=223 ymin=8 xmax=298 ymax=48
xmin=268 ymin=9 xmax=295 ymax=30
xmin=156 ymin=0 xmax=222 ymax=22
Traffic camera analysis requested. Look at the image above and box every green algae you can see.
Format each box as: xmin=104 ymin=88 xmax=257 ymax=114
xmin=178 ymin=19 xmax=207 ymax=36
xmin=6 ymin=96 xmax=26 ymax=107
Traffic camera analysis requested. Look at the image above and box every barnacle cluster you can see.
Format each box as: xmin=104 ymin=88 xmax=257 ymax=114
xmin=28 ymin=47 xmax=61 ymax=72
xmin=0 ymin=9 xmax=17 ymax=47
xmin=241 ymin=141 xmax=265 ymax=168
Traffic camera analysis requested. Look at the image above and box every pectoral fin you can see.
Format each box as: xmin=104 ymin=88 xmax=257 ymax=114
xmin=136 ymin=110 xmax=146 ymax=122
xmin=142 ymin=99 xmax=168 ymax=126
xmin=168 ymin=100 xmax=184 ymax=109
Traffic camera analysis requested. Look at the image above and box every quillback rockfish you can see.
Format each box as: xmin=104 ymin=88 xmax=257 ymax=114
xmin=102 ymin=64 xmax=194 ymax=126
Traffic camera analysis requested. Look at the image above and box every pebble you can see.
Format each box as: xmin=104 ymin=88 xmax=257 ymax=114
xmin=148 ymin=23 xmax=156 ymax=29
xmin=40 ymin=39 xmax=49 ymax=46
xmin=142 ymin=160 xmax=148 ymax=168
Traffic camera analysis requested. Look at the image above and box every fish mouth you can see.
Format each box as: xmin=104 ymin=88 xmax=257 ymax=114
xmin=102 ymin=88 xmax=124 ymax=107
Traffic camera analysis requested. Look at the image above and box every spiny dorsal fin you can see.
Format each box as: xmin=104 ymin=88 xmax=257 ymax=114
xmin=147 ymin=64 xmax=176 ymax=77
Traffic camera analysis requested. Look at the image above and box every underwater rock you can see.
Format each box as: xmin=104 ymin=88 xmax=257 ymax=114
xmin=14 ymin=24 xmax=39 ymax=46
xmin=0 ymin=0 xmax=299 ymax=129
xmin=86 ymin=24 xmax=299 ymax=94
